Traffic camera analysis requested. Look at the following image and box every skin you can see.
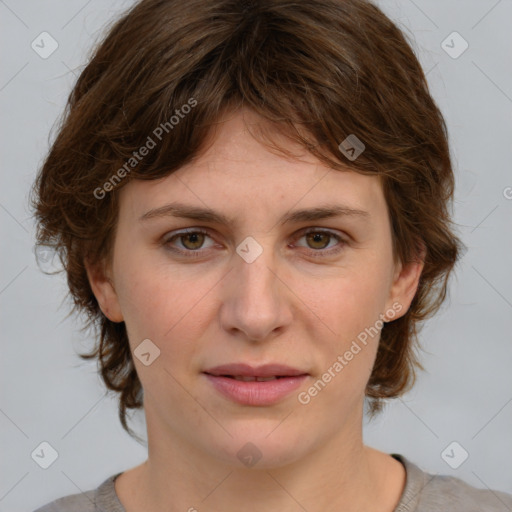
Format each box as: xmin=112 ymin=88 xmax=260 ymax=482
xmin=86 ymin=107 xmax=424 ymax=512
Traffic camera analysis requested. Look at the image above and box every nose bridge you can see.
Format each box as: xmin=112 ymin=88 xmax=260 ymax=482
xmin=235 ymin=236 xmax=279 ymax=311
xmin=237 ymin=240 xmax=275 ymax=295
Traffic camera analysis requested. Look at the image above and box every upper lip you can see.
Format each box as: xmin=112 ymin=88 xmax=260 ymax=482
xmin=203 ymin=363 xmax=308 ymax=378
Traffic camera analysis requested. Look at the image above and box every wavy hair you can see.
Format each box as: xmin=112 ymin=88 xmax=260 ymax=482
xmin=30 ymin=0 xmax=463 ymax=438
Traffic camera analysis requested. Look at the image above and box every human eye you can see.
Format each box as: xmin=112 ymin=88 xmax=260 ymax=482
xmin=161 ymin=227 xmax=348 ymax=260
xmin=162 ymin=228 xmax=217 ymax=258
xmin=291 ymin=228 xmax=347 ymax=258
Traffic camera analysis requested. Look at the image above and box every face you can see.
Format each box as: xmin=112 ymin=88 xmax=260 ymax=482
xmin=88 ymin=108 xmax=422 ymax=469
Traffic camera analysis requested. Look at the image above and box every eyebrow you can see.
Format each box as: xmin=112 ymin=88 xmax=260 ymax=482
xmin=138 ymin=202 xmax=370 ymax=226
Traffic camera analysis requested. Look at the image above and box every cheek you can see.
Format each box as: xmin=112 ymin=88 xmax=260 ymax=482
xmin=114 ymin=254 xmax=216 ymax=360
xmin=299 ymin=261 xmax=392 ymax=397
xmin=299 ymin=277 xmax=386 ymax=413
xmin=311 ymin=267 xmax=391 ymax=341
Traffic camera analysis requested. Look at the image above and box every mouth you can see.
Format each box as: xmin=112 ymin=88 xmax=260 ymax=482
xmin=208 ymin=375 xmax=293 ymax=382
xmin=203 ymin=363 xmax=308 ymax=379
xmin=202 ymin=363 xmax=309 ymax=405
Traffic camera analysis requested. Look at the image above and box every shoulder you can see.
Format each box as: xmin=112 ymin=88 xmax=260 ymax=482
xmin=32 ymin=473 xmax=124 ymax=512
xmin=33 ymin=490 xmax=96 ymax=512
xmin=393 ymin=454 xmax=512 ymax=512
xmin=421 ymin=473 xmax=512 ymax=511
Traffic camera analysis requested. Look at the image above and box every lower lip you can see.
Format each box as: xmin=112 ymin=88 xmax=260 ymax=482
xmin=204 ymin=374 xmax=308 ymax=406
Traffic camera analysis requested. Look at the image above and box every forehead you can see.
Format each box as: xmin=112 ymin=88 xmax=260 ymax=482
xmin=118 ymin=108 xmax=386 ymax=223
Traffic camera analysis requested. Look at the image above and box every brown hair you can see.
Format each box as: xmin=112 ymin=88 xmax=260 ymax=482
xmin=30 ymin=0 xmax=463 ymax=437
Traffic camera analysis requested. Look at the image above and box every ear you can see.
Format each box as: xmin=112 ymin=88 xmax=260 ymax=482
xmin=84 ymin=257 xmax=124 ymax=323
xmin=384 ymin=244 xmax=425 ymax=321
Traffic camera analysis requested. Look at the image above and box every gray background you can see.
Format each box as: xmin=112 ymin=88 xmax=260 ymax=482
xmin=1 ymin=0 xmax=511 ymax=510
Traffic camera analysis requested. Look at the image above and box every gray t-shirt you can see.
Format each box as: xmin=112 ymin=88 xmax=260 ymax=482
xmin=34 ymin=453 xmax=512 ymax=511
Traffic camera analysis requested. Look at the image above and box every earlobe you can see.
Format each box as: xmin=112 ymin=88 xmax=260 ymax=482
xmin=386 ymin=245 xmax=425 ymax=320
xmin=84 ymin=258 xmax=124 ymax=323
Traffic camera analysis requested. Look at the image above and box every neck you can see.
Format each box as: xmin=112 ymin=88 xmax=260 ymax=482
xmin=120 ymin=406 xmax=397 ymax=512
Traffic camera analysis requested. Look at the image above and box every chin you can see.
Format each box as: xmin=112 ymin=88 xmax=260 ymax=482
xmin=207 ymin=427 xmax=310 ymax=470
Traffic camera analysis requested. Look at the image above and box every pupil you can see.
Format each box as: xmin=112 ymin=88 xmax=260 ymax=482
xmin=183 ymin=233 xmax=203 ymax=249
xmin=308 ymin=232 xmax=328 ymax=249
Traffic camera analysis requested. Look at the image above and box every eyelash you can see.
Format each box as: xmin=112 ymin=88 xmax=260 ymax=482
xmin=162 ymin=228 xmax=347 ymax=259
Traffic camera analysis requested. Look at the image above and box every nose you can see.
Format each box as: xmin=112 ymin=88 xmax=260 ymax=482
xmin=219 ymin=240 xmax=293 ymax=342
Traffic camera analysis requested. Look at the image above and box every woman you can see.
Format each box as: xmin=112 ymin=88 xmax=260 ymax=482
xmin=31 ymin=0 xmax=512 ymax=510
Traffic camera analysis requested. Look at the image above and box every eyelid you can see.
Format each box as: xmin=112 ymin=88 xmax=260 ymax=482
xmin=294 ymin=226 xmax=347 ymax=240
xmin=290 ymin=228 xmax=348 ymax=254
xmin=162 ymin=227 xmax=216 ymax=247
